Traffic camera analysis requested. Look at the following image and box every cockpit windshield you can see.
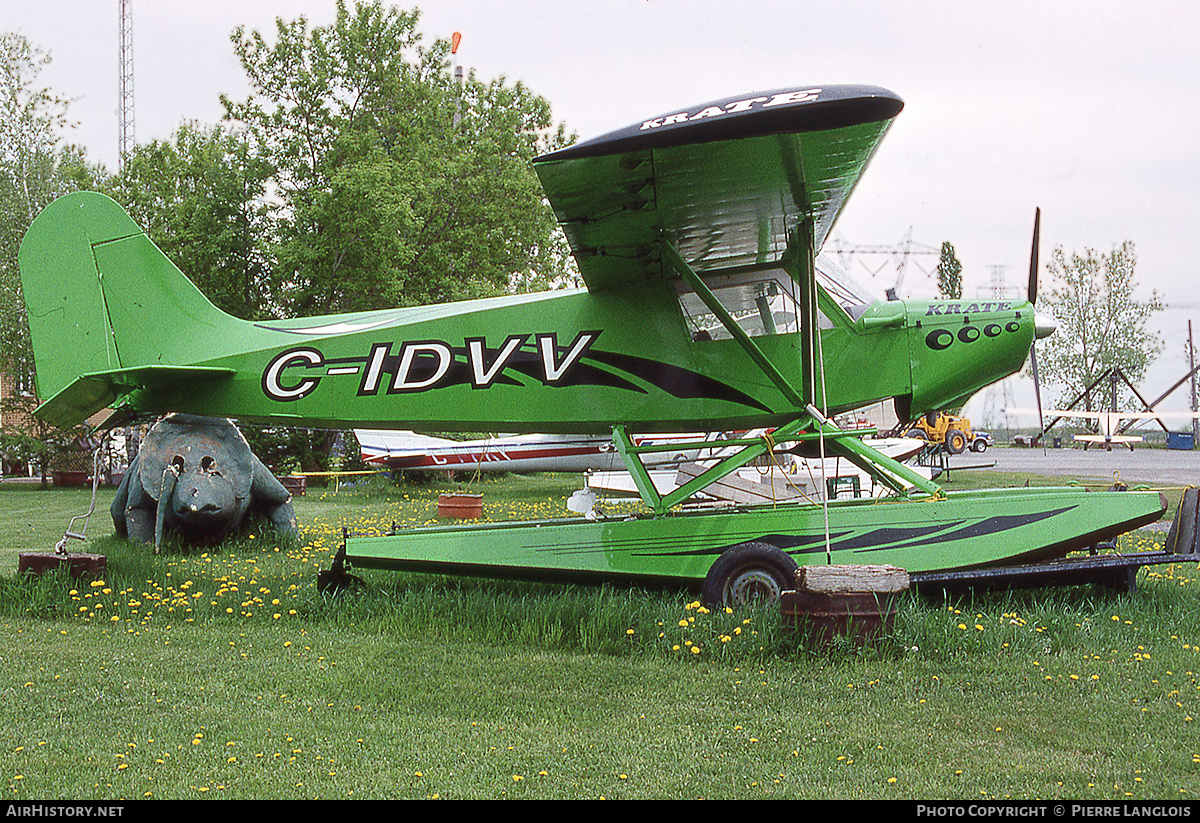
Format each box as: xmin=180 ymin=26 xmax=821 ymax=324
xmin=814 ymin=252 xmax=874 ymax=321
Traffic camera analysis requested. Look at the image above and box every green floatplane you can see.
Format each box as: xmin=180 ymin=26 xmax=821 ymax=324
xmin=18 ymin=85 xmax=1193 ymax=605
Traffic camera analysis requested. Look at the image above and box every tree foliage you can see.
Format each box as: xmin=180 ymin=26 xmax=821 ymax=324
xmin=3 ymin=7 xmax=579 ymax=475
xmin=1036 ymin=242 xmax=1162 ymax=409
xmin=935 ymin=241 xmax=962 ymax=300
xmin=104 ymin=122 xmax=277 ymax=320
xmin=0 ymin=32 xmax=99 ymax=378
xmin=101 ymin=1 xmax=578 ymax=324
xmin=220 ymin=0 xmax=575 ymax=317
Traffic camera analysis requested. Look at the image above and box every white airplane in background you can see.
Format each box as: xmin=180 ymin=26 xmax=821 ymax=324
xmin=356 ymin=427 xmax=928 ymax=506
xmin=1046 ymin=409 xmax=1200 ymax=450
xmin=582 ymin=435 xmax=928 ymax=505
xmin=355 ymin=429 xmax=720 ymax=473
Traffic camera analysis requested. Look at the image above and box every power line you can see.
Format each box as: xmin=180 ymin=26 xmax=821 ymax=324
xmin=826 ymin=229 xmax=939 ymax=299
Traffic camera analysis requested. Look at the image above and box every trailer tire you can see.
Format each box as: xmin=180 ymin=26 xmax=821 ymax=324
xmin=701 ymin=542 xmax=798 ymax=609
xmin=945 ymin=429 xmax=967 ymax=455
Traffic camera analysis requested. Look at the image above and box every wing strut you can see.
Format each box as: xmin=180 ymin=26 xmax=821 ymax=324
xmin=612 ymin=418 xmax=941 ymax=515
xmin=614 ymin=419 xmax=809 ymax=514
xmin=616 ymin=232 xmax=940 ymax=514
xmin=656 ymin=236 xmax=806 ymax=408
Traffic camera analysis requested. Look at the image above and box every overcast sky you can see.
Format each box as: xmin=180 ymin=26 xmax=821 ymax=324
xmin=5 ymin=0 xmax=1199 ymax=422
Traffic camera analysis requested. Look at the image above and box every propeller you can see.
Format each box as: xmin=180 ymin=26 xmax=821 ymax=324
xmin=1027 ymin=208 xmax=1049 ymax=453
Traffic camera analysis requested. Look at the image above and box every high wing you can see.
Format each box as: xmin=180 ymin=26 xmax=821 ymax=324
xmin=533 ymin=86 xmax=904 ymax=291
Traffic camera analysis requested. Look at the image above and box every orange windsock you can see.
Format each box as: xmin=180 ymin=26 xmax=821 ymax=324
xmin=451 ymin=32 xmax=462 ymax=54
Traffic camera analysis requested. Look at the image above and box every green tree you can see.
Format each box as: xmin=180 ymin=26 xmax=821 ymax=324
xmin=0 ymin=32 xmax=100 ymax=381
xmin=221 ymin=0 xmax=576 ymax=317
xmin=104 ymin=122 xmax=277 ymax=320
xmin=1036 ymin=242 xmax=1161 ymax=411
xmin=935 ymin=241 xmax=962 ymax=299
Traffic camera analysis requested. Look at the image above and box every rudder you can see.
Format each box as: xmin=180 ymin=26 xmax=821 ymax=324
xmin=18 ymin=191 xmax=236 ymax=425
xmin=18 ymin=191 xmax=138 ymax=402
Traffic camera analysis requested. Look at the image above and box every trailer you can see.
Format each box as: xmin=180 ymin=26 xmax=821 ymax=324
xmin=320 ymin=483 xmax=1195 ymax=607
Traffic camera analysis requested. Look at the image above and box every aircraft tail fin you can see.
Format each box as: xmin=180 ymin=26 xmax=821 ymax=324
xmin=18 ymin=191 xmax=236 ymax=427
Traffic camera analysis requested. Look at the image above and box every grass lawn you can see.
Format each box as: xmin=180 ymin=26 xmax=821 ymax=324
xmin=1 ymin=468 xmax=1198 ymax=799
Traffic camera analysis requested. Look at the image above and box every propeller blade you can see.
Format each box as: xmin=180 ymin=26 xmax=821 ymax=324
xmin=1030 ymin=343 xmax=1047 ymax=454
xmin=1028 ymin=207 xmax=1041 ymax=305
xmin=1027 ymin=207 xmax=1045 ymax=453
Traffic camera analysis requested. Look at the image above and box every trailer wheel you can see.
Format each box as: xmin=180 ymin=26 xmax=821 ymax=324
xmin=701 ymin=542 xmax=798 ymax=609
xmin=945 ymin=429 xmax=967 ymax=455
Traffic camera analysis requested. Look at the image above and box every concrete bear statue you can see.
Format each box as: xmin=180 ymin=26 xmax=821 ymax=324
xmin=111 ymin=413 xmax=298 ymax=552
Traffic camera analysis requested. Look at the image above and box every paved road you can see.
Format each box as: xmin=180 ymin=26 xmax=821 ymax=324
xmin=949 ymin=445 xmax=1200 ymax=488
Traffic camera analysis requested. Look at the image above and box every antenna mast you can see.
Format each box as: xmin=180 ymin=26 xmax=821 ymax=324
xmin=118 ymin=0 xmax=134 ymax=170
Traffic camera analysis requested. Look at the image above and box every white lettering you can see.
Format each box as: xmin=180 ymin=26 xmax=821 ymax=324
xmin=763 ymin=89 xmax=822 ymax=107
xmin=359 ymin=343 xmax=391 ymax=394
xmin=638 ymin=90 xmax=820 ymax=131
xmin=724 ymin=96 xmax=768 ymax=113
xmin=263 ymin=348 xmax=322 ymax=401
xmin=391 ymin=342 xmax=452 ymax=392
xmin=468 ymin=335 xmax=527 ymax=388
xmin=688 ymin=106 xmax=727 ymax=121
xmin=538 ymin=332 xmax=597 ymax=383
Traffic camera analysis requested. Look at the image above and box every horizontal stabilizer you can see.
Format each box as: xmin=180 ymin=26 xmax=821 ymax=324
xmin=35 ymin=365 xmax=235 ymax=430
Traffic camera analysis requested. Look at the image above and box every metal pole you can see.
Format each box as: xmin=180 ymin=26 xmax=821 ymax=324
xmin=1191 ymin=321 xmax=1198 ymax=448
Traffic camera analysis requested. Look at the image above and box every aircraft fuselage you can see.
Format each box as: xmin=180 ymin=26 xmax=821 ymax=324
xmin=130 ymin=279 xmax=1033 ymax=433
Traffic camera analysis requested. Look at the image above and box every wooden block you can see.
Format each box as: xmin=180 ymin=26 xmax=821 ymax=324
xmin=438 ymin=493 xmax=483 ymax=519
xmin=795 ymin=564 xmax=910 ymax=595
xmin=781 ymin=588 xmax=901 ymax=644
xmin=19 ymin=552 xmax=107 ymax=580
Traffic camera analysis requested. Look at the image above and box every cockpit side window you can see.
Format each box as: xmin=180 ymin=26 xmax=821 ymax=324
xmin=678 ymin=260 xmax=875 ymax=341
xmin=677 ymin=272 xmax=799 ymax=341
